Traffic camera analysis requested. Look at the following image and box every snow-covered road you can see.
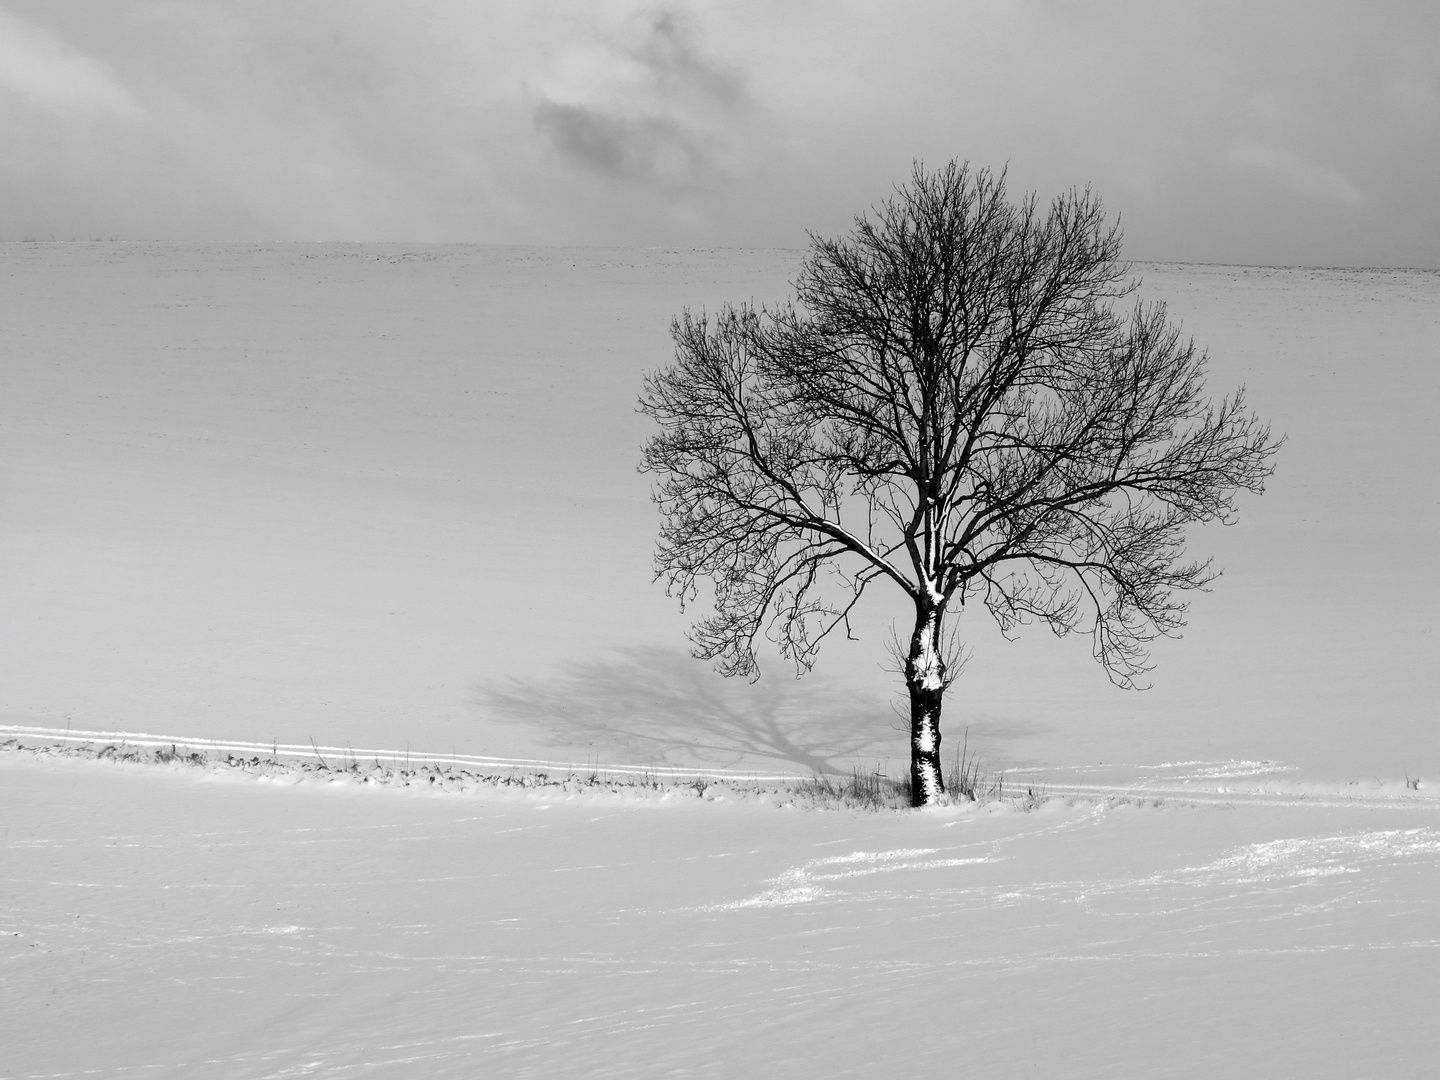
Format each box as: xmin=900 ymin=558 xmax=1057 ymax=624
xmin=5 ymin=753 xmax=1437 ymax=1078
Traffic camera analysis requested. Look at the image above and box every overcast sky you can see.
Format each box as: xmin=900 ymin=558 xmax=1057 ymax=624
xmin=2 ymin=0 xmax=1436 ymax=266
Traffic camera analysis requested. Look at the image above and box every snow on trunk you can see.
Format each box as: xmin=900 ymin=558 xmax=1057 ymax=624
xmin=906 ymin=606 xmax=947 ymax=806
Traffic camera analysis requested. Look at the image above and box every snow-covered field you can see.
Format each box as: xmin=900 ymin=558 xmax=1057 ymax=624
xmin=3 ymin=244 xmax=1439 ymax=1075
xmin=2 ymin=243 xmax=1437 ymax=781
xmin=4 ymin=749 xmax=1439 ymax=1078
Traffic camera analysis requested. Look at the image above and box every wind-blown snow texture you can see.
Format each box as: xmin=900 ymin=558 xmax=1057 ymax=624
xmin=2 ymin=243 xmax=1436 ymax=781
xmin=3 ymin=753 xmax=1438 ymax=1078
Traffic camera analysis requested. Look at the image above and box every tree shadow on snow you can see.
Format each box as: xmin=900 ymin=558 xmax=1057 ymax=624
xmin=473 ymin=645 xmax=908 ymax=775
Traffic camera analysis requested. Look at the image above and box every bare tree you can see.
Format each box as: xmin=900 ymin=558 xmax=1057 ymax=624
xmin=640 ymin=162 xmax=1280 ymax=806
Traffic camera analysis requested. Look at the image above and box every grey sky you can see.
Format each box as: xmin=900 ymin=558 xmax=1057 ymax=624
xmin=2 ymin=0 xmax=1436 ymax=266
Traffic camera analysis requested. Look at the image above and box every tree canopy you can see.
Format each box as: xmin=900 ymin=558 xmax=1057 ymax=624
xmin=641 ymin=161 xmax=1280 ymax=804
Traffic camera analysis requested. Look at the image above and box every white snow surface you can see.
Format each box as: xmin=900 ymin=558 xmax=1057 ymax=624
xmin=4 ymin=751 xmax=1438 ymax=1077
xmin=4 ymin=243 xmax=1440 ymax=1073
xmin=1 ymin=243 xmax=1437 ymax=781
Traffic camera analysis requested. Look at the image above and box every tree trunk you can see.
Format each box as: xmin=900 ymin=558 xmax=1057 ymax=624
xmin=906 ymin=606 xmax=946 ymax=806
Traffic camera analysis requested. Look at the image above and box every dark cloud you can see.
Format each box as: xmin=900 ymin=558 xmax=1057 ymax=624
xmin=531 ymin=100 xmax=708 ymax=184
xmin=529 ymin=8 xmax=747 ymax=191
xmin=627 ymin=9 xmax=745 ymax=108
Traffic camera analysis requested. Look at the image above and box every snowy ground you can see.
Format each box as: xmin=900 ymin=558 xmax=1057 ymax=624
xmin=4 ymin=749 xmax=1439 ymax=1078
xmin=3 ymin=245 xmax=1439 ymax=1075
xmin=2 ymin=243 xmax=1436 ymax=781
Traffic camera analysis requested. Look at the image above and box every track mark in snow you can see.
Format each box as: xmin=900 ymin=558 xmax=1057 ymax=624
xmin=987 ymin=828 xmax=1440 ymax=918
xmin=712 ymin=847 xmax=997 ymax=909
xmin=1170 ymin=827 xmax=1440 ymax=885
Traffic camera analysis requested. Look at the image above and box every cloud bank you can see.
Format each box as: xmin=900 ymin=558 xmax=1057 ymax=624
xmin=0 ymin=8 xmax=138 ymax=114
xmin=1 ymin=0 xmax=1436 ymax=266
